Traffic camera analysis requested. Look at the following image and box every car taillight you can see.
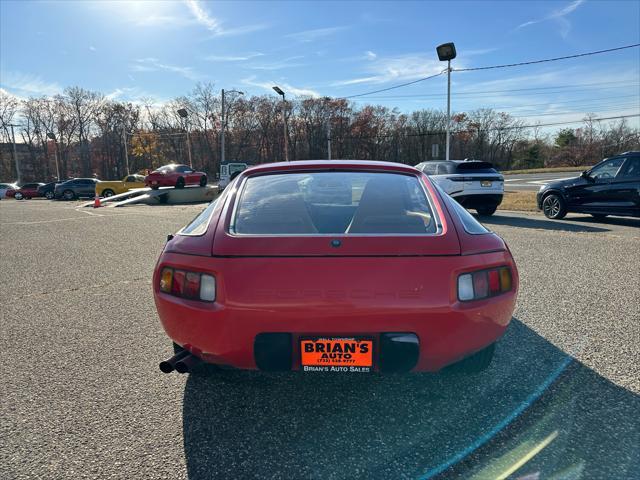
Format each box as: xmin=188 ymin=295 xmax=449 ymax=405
xmin=159 ymin=267 xmax=216 ymax=302
xmin=458 ymin=266 xmax=512 ymax=302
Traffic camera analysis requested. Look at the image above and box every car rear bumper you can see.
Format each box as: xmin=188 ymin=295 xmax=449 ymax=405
xmin=153 ymin=252 xmax=518 ymax=373
xmin=452 ymin=194 xmax=503 ymax=209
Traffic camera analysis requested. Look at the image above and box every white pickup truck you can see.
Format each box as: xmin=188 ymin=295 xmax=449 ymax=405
xmin=219 ymin=162 xmax=248 ymax=189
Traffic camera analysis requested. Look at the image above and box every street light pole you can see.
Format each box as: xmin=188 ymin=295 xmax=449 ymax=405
xmin=221 ymin=89 xmax=225 ymax=165
xmin=9 ymin=123 xmax=21 ymax=182
xmin=46 ymin=132 xmax=60 ymax=180
xmin=273 ymin=86 xmax=289 ymax=162
xmin=436 ymin=42 xmax=457 ymax=161
xmin=446 ymin=59 xmax=451 ymax=161
xmin=176 ymin=108 xmax=193 ymax=168
xmin=122 ymin=125 xmax=130 ymax=175
xmin=327 ymin=119 xmax=332 ymax=160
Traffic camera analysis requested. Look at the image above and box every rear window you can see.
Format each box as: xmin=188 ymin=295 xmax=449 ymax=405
xmin=156 ymin=165 xmax=177 ymax=173
xmin=453 ymin=161 xmax=498 ymax=174
xmin=231 ymin=171 xmax=438 ymax=235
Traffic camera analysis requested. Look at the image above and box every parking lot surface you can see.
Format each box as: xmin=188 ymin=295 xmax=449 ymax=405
xmin=1 ymin=200 xmax=638 ymax=479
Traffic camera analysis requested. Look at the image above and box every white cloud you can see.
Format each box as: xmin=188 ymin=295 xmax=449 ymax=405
xmin=183 ymin=0 xmax=267 ymax=36
xmin=365 ymin=51 xmax=377 ymax=60
xmin=331 ymin=54 xmax=447 ymax=87
xmin=205 ymin=53 xmax=264 ymax=62
xmin=516 ymin=0 xmax=585 ymax=38
xmin=285 ymin=26 xmax=347 ymax=42
xmin=184 ymin=0 xmax=219 ymax=31
xmin=89 ymin=45 xmax=97 ymax=52
xmin=240 ymin=76 xmax=319 ymax=97
xmin=130 ymin=58 xmax=201 ymax=81
xmin=0 ymin=71 xmax=62 ymax=96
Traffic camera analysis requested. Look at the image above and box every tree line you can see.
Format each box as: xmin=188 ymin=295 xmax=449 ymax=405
xmin=1 ymin=83 xmax=638 ymax=182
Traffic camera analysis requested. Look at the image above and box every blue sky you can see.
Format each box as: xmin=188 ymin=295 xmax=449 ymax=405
xmin=1 ymin=0 xmax=639 ymax=128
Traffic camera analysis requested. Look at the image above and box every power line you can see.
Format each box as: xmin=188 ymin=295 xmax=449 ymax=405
xmin=453 ymin=44 xmax=640 ymax=72
xmin=351 ymin=81 xmax=640 ymax=100
xmin=341 ymin=71 xmax=446 ymax=99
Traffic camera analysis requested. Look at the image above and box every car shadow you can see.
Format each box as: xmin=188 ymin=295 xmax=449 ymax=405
xmin=478 ymin=214 xmax=610 ymax=233
xmin=180 ymin=320 xmax=639 ymax=479
xmin=562 ymin=214 xmax=640 ymax=228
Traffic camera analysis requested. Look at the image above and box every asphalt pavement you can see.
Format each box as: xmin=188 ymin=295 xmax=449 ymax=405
xmin=1 ymin=200 xmax=638 ymax=479
xmin=503 ymin=171 xmax=582 ymax=191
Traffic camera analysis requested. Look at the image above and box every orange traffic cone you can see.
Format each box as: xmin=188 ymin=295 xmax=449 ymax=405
xmin=94 ymin=194 xmax=102 ymax=208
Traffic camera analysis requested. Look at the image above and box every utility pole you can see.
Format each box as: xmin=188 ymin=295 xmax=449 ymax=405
xmin=327 ymin=119 xmax=332 ymax=160
xmin=220 ymin=89 xmax=244 ymax=170
xmin=122 ymin=125 xmax=130 ymax=175
xmin=9 ymin=124 xmax=21 ymax=182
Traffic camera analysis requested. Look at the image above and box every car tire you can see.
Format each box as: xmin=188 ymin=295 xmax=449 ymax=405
xmin=176 ymin=177 xmax=185 ymax=189
xmin=14 ymin=192 xmax=23 ymax=200
xmin=102 ymin=189 xmax=115 ymax=197
xmin=476 ymin=206 xmax=497 ymax=216
xmin=542 ymin=193 xmax=567 ymax=219
xmin=63 ymin=190 xmax=75 ymax=201
xmin=449 ymin=343 xmax=496 ymax=373
xmin=591 ymin=214 xmax=608 ymax=220
xmin=199 ymin=175 xmax=207 ymax=187
xmin=45 ymin=191 xmax=54 ymax=200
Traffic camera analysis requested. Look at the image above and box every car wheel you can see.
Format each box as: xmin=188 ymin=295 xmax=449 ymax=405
xmin=542 ymin=194 xmax=566 ymax=219
xmin=176 ymin=177 xmax=185 ymax=189
xmin=199 ymin=175 xmax=207 ymax=187
xmin=45 ymin=191 xmax=54 ymax=200
xmin=102 ymin=189 xmax=115 ymax=197
xmin=476 ymin=206 xmax=497 ymax=216
xmin=449 ymin=343 xmax=496 ymax=373
xmin=14 ymin=192 xmax=23 ymax=200
xmin=591 ymin=214 xmax=608 ymax=220
xmin=63 ymin=190 xmax=75 ymax=201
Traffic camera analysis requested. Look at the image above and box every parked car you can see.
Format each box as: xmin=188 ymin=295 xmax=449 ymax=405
xmin=0 ymin=182 xmax=19 ymax=199
xmin=154 ymin=160 xmax=518 ymax=375
xmin=54 ymin=178 xmax=99 ymax=200
xmin=414 ymin=160 xmax=504 ymax=216
xmin=537 ymin=151 xmax=640 ymax=220
xmin=144 ymin=164 xmax=207 ymax=190
xmin=96 ymin=174 xmax=146 ymax=197
xmin=37 ymin=180 xmax=69 ymax=200
xmin=12 ymin=182 xmax=45 ymax=200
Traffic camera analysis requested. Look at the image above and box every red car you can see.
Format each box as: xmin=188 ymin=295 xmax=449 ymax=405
xmin=8 ymin=183 xmax=45 ymax=200
xmin=154 ymin=160 xmax=518 ymax=375
xmin=144 ymin=164 xmax=207 ymax=190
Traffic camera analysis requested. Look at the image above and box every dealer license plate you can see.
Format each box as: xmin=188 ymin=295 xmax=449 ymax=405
xmin=300 ymin=337 xmax=373 ymax=373
xmin=481 ymin=180 xmax=492 ymax=187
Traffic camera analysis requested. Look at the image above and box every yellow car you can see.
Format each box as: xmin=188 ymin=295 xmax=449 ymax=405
xmin=96 ymin=175 xmax=146 ymax=197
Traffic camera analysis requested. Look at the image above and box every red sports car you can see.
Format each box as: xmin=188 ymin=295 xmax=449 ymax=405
xmin=8 ymin=183 xmax=45 ymax=200
xmin=144 ymin=164 xmax=207 ymax=190
xmin=154 ymin=160 xmax=518 ymax=375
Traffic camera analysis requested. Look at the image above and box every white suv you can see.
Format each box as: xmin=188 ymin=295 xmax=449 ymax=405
xmin=415 ymin=160 xmax=504 ymax=215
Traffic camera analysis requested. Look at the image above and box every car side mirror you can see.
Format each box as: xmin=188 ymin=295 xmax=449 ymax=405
xmin=581 ymin=171 xmax=594 ymax=182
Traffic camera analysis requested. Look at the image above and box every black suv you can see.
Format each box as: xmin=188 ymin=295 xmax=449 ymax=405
xmin=537 ymin=152 xmax=640 ymax=220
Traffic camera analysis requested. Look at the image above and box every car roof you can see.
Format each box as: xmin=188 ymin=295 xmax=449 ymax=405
xmin=242 ymin=160 xmax=420 ymax=175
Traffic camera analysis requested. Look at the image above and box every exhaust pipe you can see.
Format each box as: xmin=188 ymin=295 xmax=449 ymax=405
xmin=159 ymin=350 xmax=190 ymax=373
xmin=175 ymin=353 xmax=202 ymax=374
